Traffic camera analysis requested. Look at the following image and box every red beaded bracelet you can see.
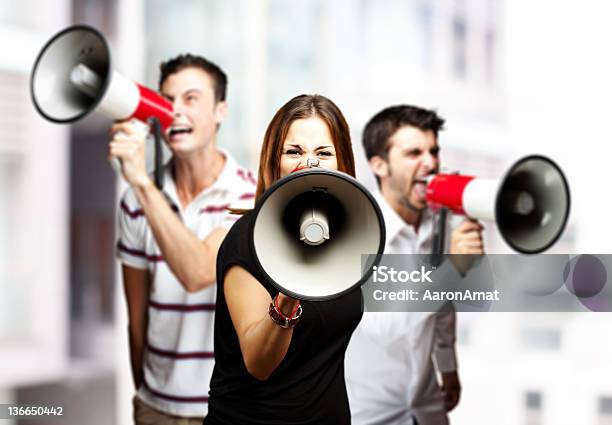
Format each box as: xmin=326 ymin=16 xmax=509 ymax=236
xmin=269 ymin=294 xmax=302 ymax=328
xmin=274 ymin=294 xmax=301 ymax=319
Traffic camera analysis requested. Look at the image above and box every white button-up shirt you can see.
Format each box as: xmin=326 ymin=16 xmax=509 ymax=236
xmin=346 ymin=191 xmax=458 ymax=425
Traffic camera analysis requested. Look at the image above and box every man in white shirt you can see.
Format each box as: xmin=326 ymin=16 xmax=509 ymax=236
xmin=346 ymin=105 xmax=484 ymax=425
xmin=110 ymin=54 xmax=255 ymax=424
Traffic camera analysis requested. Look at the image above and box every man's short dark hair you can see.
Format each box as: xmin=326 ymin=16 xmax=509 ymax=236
xmin=362 ymin=105 xmax=445 ymax=161
xmin=158 ymin=54 xmax=228 ymax=103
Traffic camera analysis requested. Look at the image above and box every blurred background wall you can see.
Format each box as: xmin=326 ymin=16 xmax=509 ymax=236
xmin=1 ymin=0 xmax=611 ymax=424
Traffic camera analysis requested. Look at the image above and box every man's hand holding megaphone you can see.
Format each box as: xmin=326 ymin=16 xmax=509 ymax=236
xmin=109 ymin=120 xmax=152 ymax=189
xmin=448 ymin=218 xmax=485 ymax=276
xmin=449 ymin=219 xmax=484 ymax=255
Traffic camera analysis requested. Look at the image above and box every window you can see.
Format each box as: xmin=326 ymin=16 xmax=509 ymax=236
xmin=415 ymin=0 xmax=434 ymax=69
xmin=598 ymin=397 xmax=612 ymax=425
xmin=483 ymin=0 xmax=499 ymax=85
xmin=520 ymin=327 xmax=562 ymax=350
xmin=451 ymin=0 xmax=468 ymax=79
xmin=525 ymin=391 xmax=543 ymax=425
xmin=267 ymin=0 xmax=323 ymax=113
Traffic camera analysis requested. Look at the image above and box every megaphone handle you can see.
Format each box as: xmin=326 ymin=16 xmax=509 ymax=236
xmin=150 ymin=117 xmax=164 ymax=190
xmin=109 ymin=156 xmax=122 ymax=174
xmin=430 ymin=207 xmax=448 ymax=266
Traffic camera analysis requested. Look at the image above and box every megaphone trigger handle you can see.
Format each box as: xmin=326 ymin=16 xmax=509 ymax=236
xmin=108 ymin=126 xmax=134 ymax=175
xmin=69 ymin=64 xmax=102 ymax=98
xmin=108 ymin=123 xmax=125 ymax=174
xmin=109 ymin=156 xmax=122 ymax=174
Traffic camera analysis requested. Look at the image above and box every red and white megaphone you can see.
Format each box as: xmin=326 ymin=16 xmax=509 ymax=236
xmin=30 ymin=25 xmax=172 ymax=128
xmin=426 ymin=155 xmax=570 ymax=254
xmin=30 ymin=25 xmax=173 ymax=186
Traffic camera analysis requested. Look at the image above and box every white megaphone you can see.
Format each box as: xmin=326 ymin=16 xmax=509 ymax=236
xmin=30 ymin=25 xmax=173 ymax=187
xmin=250 ymin=165 xmax=386 ymax=301
xmin=426 ymin=155 xmax=570 ymax=254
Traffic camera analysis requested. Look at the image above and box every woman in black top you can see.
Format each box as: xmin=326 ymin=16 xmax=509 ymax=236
xmin=204 ymin=94 xmax=362 ymax=425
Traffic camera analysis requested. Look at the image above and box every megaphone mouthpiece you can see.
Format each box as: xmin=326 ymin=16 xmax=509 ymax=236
xmin=501 ymin=190 xmax=535 ymax=216
xmin=300 ymin=207 xmax=330 ymax=246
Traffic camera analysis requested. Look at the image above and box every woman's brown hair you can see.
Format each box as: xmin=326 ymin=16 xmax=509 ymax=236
xmin=254 ymin=94 xmax=355 ymax=201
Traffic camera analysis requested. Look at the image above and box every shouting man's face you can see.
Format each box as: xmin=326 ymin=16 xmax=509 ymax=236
xmin=372 ymin=125 xmax=440 ymax=212
xmin=161 ymin=67 xmax=226 ymax=158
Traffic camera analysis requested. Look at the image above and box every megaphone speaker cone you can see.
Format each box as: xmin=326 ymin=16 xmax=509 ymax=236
xmin=250 ymin=169 xmax=386 ymax=301
xmin=30 ymin=25 xmax=112 ymax=123
xmin=496 ymin=155 xmax=571 ymax=254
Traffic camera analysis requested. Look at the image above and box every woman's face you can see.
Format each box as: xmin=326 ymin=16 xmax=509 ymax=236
xmin=279 ymin=117 xmax=338 ymax=178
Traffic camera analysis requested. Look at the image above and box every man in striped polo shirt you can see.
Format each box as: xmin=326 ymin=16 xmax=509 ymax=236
xmin=110 ymin=54 xmax=256 ymax=425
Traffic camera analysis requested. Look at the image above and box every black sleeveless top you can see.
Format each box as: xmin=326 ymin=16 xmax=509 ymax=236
xmin=204 ymin=211 xmax=363 ymax=425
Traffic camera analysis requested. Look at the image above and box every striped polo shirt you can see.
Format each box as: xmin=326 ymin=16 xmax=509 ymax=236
xmin=117 ymin=150 xmax=256 ymax=417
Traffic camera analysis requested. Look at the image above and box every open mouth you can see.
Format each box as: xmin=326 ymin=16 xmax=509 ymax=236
xmin=168 ymin=126 xmax=193 ymax=137
xmin=413 ymin=182 xmax=427 ymax=199
xmin=414 ymin=172 xmax=436 ymax=184
xmin=412 ymin=176 xmax=431 ymax=200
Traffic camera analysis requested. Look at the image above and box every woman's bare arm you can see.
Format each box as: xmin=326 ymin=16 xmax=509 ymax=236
xmin=224 ymin=265 xmax=300 ymax=381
